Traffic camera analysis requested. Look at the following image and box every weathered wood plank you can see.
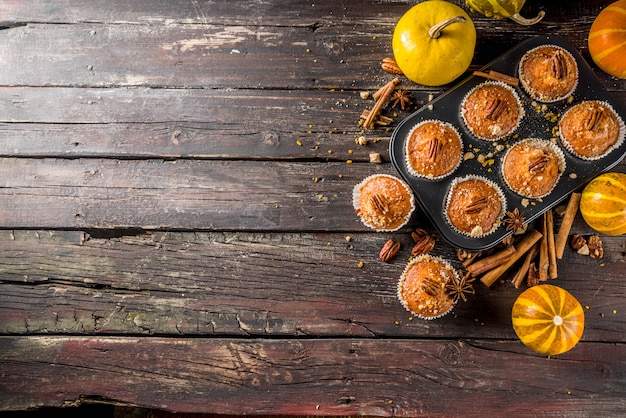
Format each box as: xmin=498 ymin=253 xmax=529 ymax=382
xmin=0 ymin=86 xmax=412 ymax=160
xmin=0 ymin=88 xmax=624 ymax=160
xmin=1 ymin=158 xmax=624 ymax=232
xmin=1 ymin=336 xmax=624 ymax=414
xmin=0 ymin=1 xmax=623 ymax=90
xmin=0 ymin=158 xmax=387 ymax=230
xmin=0 ymin=230 xmax=624 ymax=339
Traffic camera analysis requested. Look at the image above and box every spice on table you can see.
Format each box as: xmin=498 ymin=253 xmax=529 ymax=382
xmin=466 ymin=245 xmax=517 ymax=276
xmin=446 ymin=271 xmax=476 ymax=303
xmin=391 ymin=89 xmax=413 ymax=110
xmin=512 ymin=241 xmax=540 ymax=288
xmin=503 ymin=208 xmax=526 ymax=234
xmin=546 ymin=210 xmax=558 ymax=279
xmin=555 ymin=192 xmax=581 ymax=258
xmin=481 ymin=229 xmax=543 ymax=287
xmin=363 ymin=78 xmax=400 ymax=129
xmin=472 ymin=70 xmax=520 ymax=86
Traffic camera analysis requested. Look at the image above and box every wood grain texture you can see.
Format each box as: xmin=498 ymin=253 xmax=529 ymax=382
xmin=1 ymin=0 xmax=625 ymax=414
xmin=0 ymin=229 xmax=623 ymax=340
xmin=1 ymin=336 xmax=625 ymax=415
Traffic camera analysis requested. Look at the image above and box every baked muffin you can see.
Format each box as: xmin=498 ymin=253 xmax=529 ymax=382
xmin=445 ymin=175 xmax=506 ymax=238
xmin=558 ymin=100 xmax=625 ymax=160
xmin=405 ymin=119 xmax=463 ymax=180
xmin=502 ymin=138 xmax=566 ymax=198
xmin=397 ymin=255 xmax=459 ymax=320
xmin=461 ymin=81 xmax=523 ymax=140
xmin=353 ymin=174 xmax=415 ymax=232
xmin=519 ymin=45 xmax=578 ymax=103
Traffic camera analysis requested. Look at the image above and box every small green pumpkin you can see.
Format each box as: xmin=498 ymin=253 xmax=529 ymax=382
xmin=466 ymin=0 xmax=545 ymax=25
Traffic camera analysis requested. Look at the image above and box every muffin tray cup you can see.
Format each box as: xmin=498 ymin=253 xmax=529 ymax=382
xmin=389 ymin=35 xmax=626 ymax=251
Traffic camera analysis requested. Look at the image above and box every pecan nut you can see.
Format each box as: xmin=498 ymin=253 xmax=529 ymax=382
xmin=379 ymin=239 xmax=401 ymax=262
xmin=464 ymin=197 xmax=489 ymax=214
xmin=421 ymin=277 xmax=441 ymax=297
xmin=485 ymin=98 xmax=505 ymax=120
xmin=427 ymin=137 xmax=441 ymax=161
xmin=381 ymin=57 xmax=403 ymax=75
xmin=570 ymin=234 xmax=587 ymax=250
xmin=550 ymin=50 xmax=568 ymax=79
xmin=528 ymin=156 xmax=550 ymax=174
xmin=411 ymin=235 xmax=435 ymax=256
xmin=584 ymin=107 xmax=603 ymax=131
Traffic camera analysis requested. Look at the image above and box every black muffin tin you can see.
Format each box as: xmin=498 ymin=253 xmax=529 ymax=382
xmin=389 ymin=35 xmax=626 ymax=251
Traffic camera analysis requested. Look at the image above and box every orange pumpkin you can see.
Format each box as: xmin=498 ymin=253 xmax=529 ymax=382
xmin=580 ymin=172 xmax=626 ymax=236
xmin=588 ymin=0 xmax=626 ymax=79
xmin=512 ymin=284 xmax=584 ymax=356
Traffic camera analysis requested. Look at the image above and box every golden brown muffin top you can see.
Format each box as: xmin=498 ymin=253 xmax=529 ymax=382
xmin=446 ymin=178 xmax=504 ymax=237
xmin=354 ymin=175 xmax=414 ymax=231
xmin=502 ymin=139 xmax=564 ymax=198
xmin=559 ymin=100 xmax=622 ymax=159
xmin=461 ymin=82 xmax=522 ymax=140
xmin=519 ymin=45 xmax=578 ymax=102
xmin=398 ymin=256 xmax=457 ymax=319
xmin=405 ymin=120 xmax=463 ymax=179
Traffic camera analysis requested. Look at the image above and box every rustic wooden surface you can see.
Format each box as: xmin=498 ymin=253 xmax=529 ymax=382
xmin=0 ymin=0 xmax=625 ymax=416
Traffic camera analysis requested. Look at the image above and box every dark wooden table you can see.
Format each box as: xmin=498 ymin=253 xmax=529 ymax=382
xmin=1 ymin=1 xmax=625 ymax=416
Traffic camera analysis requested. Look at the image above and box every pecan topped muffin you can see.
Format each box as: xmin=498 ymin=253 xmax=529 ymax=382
xmin=519 ymin=45 xmax=578 ymax=103
xmin=444 ymin=175 xmax=506 ymax=238
xmin=558 ymin=100 xmax=625 ymax=160
xmin=502 ymin=138 xmax=566 ymax=198
xmin=397 ymin=255 xmax=459 ymax=320
xmin=461 ymin=81 xmax=523 ymax=141
xmin=405 ymin=119 xmax=463 ymax=180
xmin=353 ymin=174 xmax=415 ymax=232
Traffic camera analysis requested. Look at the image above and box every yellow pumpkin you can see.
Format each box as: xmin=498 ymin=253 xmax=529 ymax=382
xmin=580 ymin=172 xmax=626 ymax=236
xmin=392 ymin=0 xmax=476 ymax=86
xmin=465 ymin=0 xmax=545 ymax=25
xmin=512 ymin=284 xmax=585 ymax=356
xmin=588 ymin=0 xmax=626 ymax=79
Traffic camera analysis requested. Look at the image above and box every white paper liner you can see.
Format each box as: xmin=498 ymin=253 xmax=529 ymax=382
xmin=518 ymin=44 xmax=579 ymax=103
xmin=397 ymin=255 xmax=460 ymax=320
xmin=443 ymin=174 xmax=507 ymax=239
xmin=558 ymin=100 xmax=626 ymax=161
xmin=404 ymin=119 xmax=463 ymax=181
xmin=501 ymin=138 xmax=567 ymax=199
xmin=460 ymin=80 xmax=524 ymax=141
xmin=352 ymin=174 xmax=415 ymax=232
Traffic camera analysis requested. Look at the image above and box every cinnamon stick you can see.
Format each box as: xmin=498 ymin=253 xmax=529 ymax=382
xmin=364 ymin=78 xmax=399 ymax=129
xmin=467 ymin=245 xmax=516 ymax=276
xmin=473 ymin=70 xmax=519 ymax=86
xmin=538 ymin=212 xmax=549 ymax=281
xmin=511 ymin=241 xmax=540 ymax=288
xmin=480 ymin=229 xmax=543 ymax=287
xmin=555 ymin=192 xmax=582 ymax=259
xmin=546 ymin=209 xmax=558 ymax=279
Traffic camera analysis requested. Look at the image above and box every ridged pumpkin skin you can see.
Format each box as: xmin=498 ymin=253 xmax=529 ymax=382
xmin=588 ymin=0 xmax=626 ymax=79
xmin=465 ymin=0 xmax=544 ymax=25
xmin=512 ymin=285 xmax=585 ymax=356
xmin=466 ymin=0 xmax=525 ymax=19
xmin=580 ymin=172 xmax=626 ymax=236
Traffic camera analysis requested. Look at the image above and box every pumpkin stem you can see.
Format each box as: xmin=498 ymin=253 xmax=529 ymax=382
xmin=428 ymin=16 xmax=466 ymax=39
xmin=509 ymin=10 xmax=545 ymax=26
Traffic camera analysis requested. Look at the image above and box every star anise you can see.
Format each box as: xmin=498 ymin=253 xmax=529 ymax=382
xmin=391 ymin=89 xmax=413 ymax=110
xmin=503 ymin=208 xmax=526 ymax=234
xmin=446 ymin=271 xmax=475 ymax=303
